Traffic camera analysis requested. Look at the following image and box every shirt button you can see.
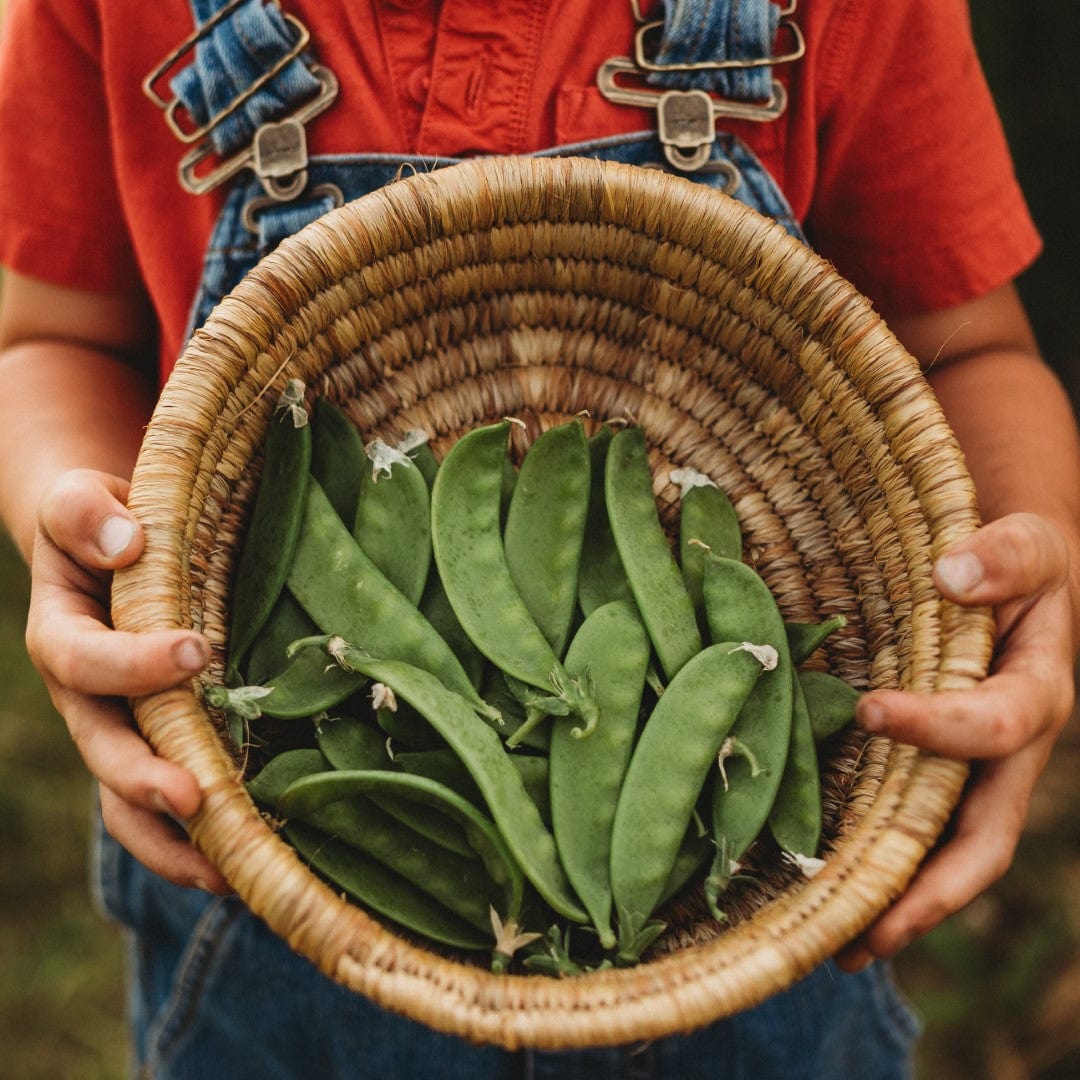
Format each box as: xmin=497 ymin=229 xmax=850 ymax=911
xmin=407 ymin=65 xmax=432 ymax=106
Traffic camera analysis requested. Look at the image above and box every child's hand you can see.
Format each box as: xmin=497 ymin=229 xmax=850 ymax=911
xmin=837 ymin=511 xmax=1075 ymax=970
xmin=26 ymin=468 xmax=230 ymax=893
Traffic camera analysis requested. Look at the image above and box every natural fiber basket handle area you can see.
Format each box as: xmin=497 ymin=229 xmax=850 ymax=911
xmin=111 ymin=155 xmax=993 ymax=1049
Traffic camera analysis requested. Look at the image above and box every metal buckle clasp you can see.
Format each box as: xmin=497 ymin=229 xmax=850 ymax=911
xmin=142 ymin=0 xmax=311 ymax=145
xmin=597 ymin=56 xmax=786 ymax=173
xmin=176 ymin=64 xmax=338 ymax=196
xmin=632 ymin=13 xmax=805 ymax=74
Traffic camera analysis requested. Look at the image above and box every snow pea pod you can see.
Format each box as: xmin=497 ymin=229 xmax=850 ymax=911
xmin=310 ymin=396 xmax=365 ymax=526
xmin=785 ymin=615 xmax=847 ymax=667
xmin=256 ymin=645 xmax=367 ymax=719
xmin=549 ymin=600 xmax=651 ymax=949
xmin=280 ymin=768 xmax=525 ymax=922
xmin=354 ymin=439 xmax=432 ymax=607
xmin=285 ymin=821 xmax=491 ymax=952
xmin=670 ymin=466 xmax=741 ymax=623
xmin=430 ymin=421 xmax=597 ymax=735
xmin=606 ymin=427 xmax=702 ymax=681
xmin=768 ymin=669 xmax=823 ymax=859
xmin=227 ymin=380 xmax=312 ymax=679
xmin=317 ymin=641 xmax=587 ymax=923
xmin=286 ymin=478 xmax=499 ymax=723
xmin=503 ymin=419 xmax=591 ymax=657
xmin=610 ymin=641 xmax=772 ymax=925
xmin=246 ymin=747 xmax=330 ymax=807
xmin=699 ymin=552 xmax=793 ymax=907
xmin=281 ymin=780 xmax=503 ymax=932
xmin=315 ymin=712 xmax=473 ymax=856
xmin=244 ymin=587 xmax=315 ymax=687
xmin=577 ymin=425 xmax=634 ymax=618
xmin=798 ymin=669 xmax=860 ymax=742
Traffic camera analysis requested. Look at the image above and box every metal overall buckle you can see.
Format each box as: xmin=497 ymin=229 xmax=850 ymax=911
xmin=600 ymin=0 xmax=802 ymax=176
xmin=142 ymin=0 xmax=340 ymax=200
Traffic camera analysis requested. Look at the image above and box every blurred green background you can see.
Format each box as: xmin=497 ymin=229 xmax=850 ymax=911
xmin=1 ymin=3 xmax=1078 ymax=1078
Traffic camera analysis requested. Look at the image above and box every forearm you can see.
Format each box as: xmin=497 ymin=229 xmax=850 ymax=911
xmin=927 ymin=349 xmax=1080 ymax=640
xmin=0 ymin=341 xmax=155 ymax=561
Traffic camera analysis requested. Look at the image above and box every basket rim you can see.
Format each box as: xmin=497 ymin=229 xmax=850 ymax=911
xmin=112 ymin=155 xmax=992 ymax=1049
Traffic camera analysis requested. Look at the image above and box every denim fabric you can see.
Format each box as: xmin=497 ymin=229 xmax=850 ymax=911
xmin=649 ymin=0 xmax=779 ymax=99
xmin=171 ymin=0 xmax=322 ymax=156
xmin=95 ymin=814 xmax=918 ymax=1080
xmin=106 ymin=1 xmax=922 ymax=1076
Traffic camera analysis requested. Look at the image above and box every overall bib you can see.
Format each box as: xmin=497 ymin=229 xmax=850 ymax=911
xmin=96 ymin=3 xmax=921 ymax=1076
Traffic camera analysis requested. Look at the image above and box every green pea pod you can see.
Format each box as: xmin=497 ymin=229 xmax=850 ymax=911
xmin=227 ymin=380 xmax=312 ymax=679
xmin=315 ymin=644 xmax=587 ymax=923
xmin=287 ymin=478 xmax=499 ymax=723
xmin=285 ymin=821 xmax=492 ymax=952
xmin=419 ymin=572 xmax=486 ymax=691
xmin=395 ymin=748 xmax=484 ymax=806
xmin=375 ymin=700 xmax=444 ymax=750
xmin=257 ymin=645 xmax=367 ymax=719
xmin=577 ymin=425 xmax=634 ymax=617
xmin=606 ymin=427 xmax=702 ymax=681
xmin=408 ymin=439 xmax=440 ymax=489
xmin=657 ymin=827 xmax=715 ymax=909
xmin=246 ymin=747 xmax=331 ymax=807
xmin=702 ymin=553 xmax=794 ymax=885
xmin=430 ymin=421 xmax=597 ymax=735
xmin=785 ymin=615 xmax=848 ymax=667
xmin=768 ymin=669 xmax=823 ymax=859
xmin=280 ymin=780 xmax=504 ymax=932
xmin=503 ymin=420 xmax=591 ymax=657
xmin=511 ymin=754 xmax=551 ymax=829
xmin=310 ymin=397 xmax=365 ymax=526
xmin=244 ymin=587 xmax=315 ymax=687
xmin=610 ymin=641 xmax=772 ymax=925
xmin=314 ymin=713 xmax=474 ymax=857
xmin=280 ymin=769 xmax=525 ymax=922
xmin=549 ymin=600 xmax=651 ymax=949
xmin=798 ymin=669 xmax=860 ymax=742
xmin=670 ymin=466 xmax=741 ymax=622
xmin=354 ymin=441 xmax=432 ymax=607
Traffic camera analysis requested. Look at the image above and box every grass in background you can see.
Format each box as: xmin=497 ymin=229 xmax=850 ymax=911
xmin=0 ymin=531 xmax=128 ymax=1079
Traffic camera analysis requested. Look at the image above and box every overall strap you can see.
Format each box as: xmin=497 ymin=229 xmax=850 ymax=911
xmin=144 ymin=0 xmax=338 ymax=198
xmin=647 ymin=0 xmax=797 ymax=101
xmin=598 ymin=0 xmax=803 ymax=174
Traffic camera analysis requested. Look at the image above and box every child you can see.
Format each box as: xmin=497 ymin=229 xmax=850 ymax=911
xmin=1 ymin=1 xmax=1077 ymax=1075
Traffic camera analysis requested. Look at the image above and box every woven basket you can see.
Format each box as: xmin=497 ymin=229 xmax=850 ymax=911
xmin=111 ymin=155 xmax=993 ymax=1049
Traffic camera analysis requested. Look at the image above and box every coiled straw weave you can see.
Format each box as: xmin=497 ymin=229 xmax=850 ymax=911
xmin=112 ymin=155 xmax=993 ymax=1049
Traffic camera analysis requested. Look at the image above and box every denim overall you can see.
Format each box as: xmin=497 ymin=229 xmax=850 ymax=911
xmin=96 ymin=2 xmax=921 ymax=1076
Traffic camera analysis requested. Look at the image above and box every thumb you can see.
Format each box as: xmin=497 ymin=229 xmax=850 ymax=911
xmin=38 ymin=469 xmax=144 ymax=571
xmin=933 ymin=513 xmax=1068 ymax=609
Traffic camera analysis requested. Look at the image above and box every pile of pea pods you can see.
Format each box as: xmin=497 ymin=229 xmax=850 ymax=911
xmin=207 ymin=379 xmax=860 ymax=973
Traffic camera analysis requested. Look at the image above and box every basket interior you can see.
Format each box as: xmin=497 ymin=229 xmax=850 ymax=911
xmin=112 ymin=155 xmax=993 ymax=1049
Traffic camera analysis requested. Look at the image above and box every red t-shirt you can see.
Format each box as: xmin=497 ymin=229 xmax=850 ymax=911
xmin=0 ymin=0 xmax=1041 ymax=379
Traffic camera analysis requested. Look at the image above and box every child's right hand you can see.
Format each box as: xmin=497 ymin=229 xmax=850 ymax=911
xmin=26 ymin=468 xmax=231 ymax=894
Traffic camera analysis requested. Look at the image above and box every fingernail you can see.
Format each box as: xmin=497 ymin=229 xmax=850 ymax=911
xmin=97 ymin=514 xmax=136 ymax=558
xmin=174 ymin=636 xmax=209 ymax=673
xmin=858 ymin=698 xmax=887 ymax=733
xmin=151 ymin=789 xmax=180 ymax=819
xmin=192 ymin=878 xmax=216 ymax=894
xmin=936 ymin=551 xmax=984 ymax=596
